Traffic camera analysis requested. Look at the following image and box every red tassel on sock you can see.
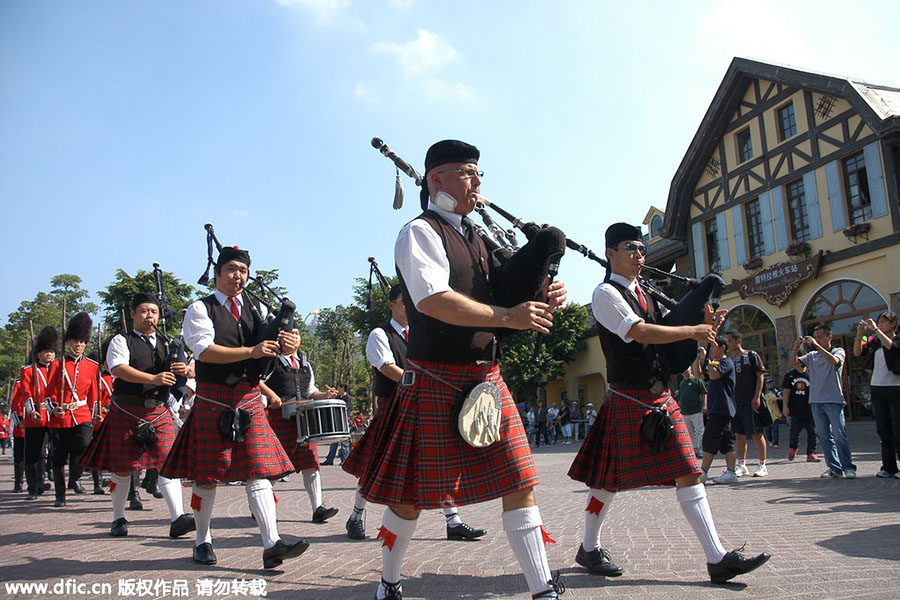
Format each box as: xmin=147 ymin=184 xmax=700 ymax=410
xmin=377 ymin=526 xmax=397 ymax=551
xmin=540 ymin=526 xmax=556 ymax=544
xmin=109 ymin=481 xmax=117 ymax=492
xmin=586 ymin=496 xmax=605 ymax=516
xmin=273 ymin=492 xmax=279 ymax=504
xmin=191 ymin=493 xmax=202 ymax=511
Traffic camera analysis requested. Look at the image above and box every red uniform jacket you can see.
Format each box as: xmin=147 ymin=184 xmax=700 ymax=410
xmin=14 ymin=362 xmax=58 ymax=428
xmin=9 ymin=379 xmax=26 ymax=438
xmin=93 ymin=372 xmax=114 ymax=431
xmin=46 ymin=356 xmax=99 ymax=428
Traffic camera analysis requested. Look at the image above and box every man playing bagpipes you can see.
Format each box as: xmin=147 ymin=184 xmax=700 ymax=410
xmin=355 ymin=140 xmax=567 ymax=600
xmin=16 ymin=326 xmax=58 ymax=499
xmin=80 ymin=293 xmax=195 ymax=538
xmin=46 ymin=312 xmax=99 ymax=507
xmin=567 ymin=222 xmax=770 ymax=584
xmin=257 ymin=333 xmax=341 ymax=525
xmin=161 ymin=246 xmax=308 ymax=569
xmin=344 ymin=285 xmax=487 ymax=543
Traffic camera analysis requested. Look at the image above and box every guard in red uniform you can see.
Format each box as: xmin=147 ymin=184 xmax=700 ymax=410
xmin=18 ymin=326 xmax=59 ymax=500
xmin=9 ymin=378 xmax=26 ymax=492
xmin=86 ymin=350 xmax=113 ymax=495
xmin=161 ymin=246 xmax=308 ymax=569
xmin=259 ymin=346 xmax=340 ymax=523
xmin=81 ymin=293 xmax=194 ymax=538
xmin=568 ymin=222 xmax=770 ymax=584
xmin=46 ymin=312 xmax=99 ymax=507
xmin=356 ymin=140 xmax=566 ymax=600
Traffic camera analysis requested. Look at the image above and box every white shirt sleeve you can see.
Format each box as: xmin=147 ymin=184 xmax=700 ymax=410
xmin=395 ymin=219 xmax=453 ymax=310
xmin=366 ymin=327 xmax=395 ymax=370
xmin=591 ymin=282 xmax=644 ymax=343
xmin=183 ymin=299 xmax=215 ymax=357
xmin=106 ymin=334 xmax=131 ymax=371
xmin=304 ymin=366 xmax=318 ymax=398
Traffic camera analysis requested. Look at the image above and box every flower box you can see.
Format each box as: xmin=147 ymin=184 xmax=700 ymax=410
xmin=786 ymin=241 xmax=811 ymax=258
xmin=743 ymin=256 xmax=763 ymax=271
xmin=842 ymin=222 xmax=871 ymax=241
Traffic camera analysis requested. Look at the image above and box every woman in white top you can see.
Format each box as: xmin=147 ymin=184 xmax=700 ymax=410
xmin=853 ymin=311 xmax=900 ymax=479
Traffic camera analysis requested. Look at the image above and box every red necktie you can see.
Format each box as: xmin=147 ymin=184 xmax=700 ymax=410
xmin=229 ymin=297 xmax=240 ymax=321
xmin=635 ymin=285 xmax=648 ymax=312
xmin=404 ymin=329 xmax=409 ymax=342
xmin=290 ymin=355 xmax=298 ymax=370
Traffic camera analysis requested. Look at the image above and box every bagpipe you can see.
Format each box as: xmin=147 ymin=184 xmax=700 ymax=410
xmin=196 ymin=223 xmax=296 ymax=380
xmin=371 ymin=136 xmax=724 ymax=375
xmin=152 ymin=261 xmax=188 ymax=400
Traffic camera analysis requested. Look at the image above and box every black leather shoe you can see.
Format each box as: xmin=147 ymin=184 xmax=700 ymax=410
xmin=263 ymin=538 xmax=309 ymax=569
xmin=575 ymin=544 xmax=624 ymax=577
xmin=169 ymin=514 xmax=197 ymax=539
xmin=40 ymin=482 xmax=52 ymax=493
xmin=374 ymin=578 xmax=402 ymax=600
xmin=110 ymin=518 xmax=128 ymax=537
xmin=26 ymin=491 xmax=38 ymax=500
xmin=53 ymin=497 xmax=67 ymax=507
xmin=69 ymin=480 xmax=86 ymax=494
xmin=93 ymin=486 xmax=106 ymax=495
xmin=13 ymin=483 xmax=24 ymax=493
xmin=532 ymin=571 xmax=566 ymax=599
xmin=312 ymin=505 xmax=339 ymax=523
xmin=193 ymin=542 xmax=217 ymax=565
xmin=346 ymin=517 xmax=366 ymax=540
xmin=708 ymin=548 xmax=771 ymax=583
xmin=446 ymin=522 xmax=487 ymax=541
xmin=128 ymin=491 xmax=144 ymax=511
xmin=146 ymin=482 xmax=163 ymax=499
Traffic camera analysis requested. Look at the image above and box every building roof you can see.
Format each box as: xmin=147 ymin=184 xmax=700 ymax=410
xmin=664 ymin=57 xmax=900 ymax=241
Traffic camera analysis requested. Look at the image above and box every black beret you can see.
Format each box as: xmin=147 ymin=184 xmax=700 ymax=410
xmin=388 ymin=285 xmax=403 ymax=302
xmin=131 ymin=292 xmax=159 ymax=310
xmin=35 ymin=326 xmax=59 ymax=354
xmin=216 ymin=246 xmax=251 ymax=268
xmin=65 ymin=312 xmax=93 ymax=342
xmin=605 ymin=223 xmax=643 ymax=248
xmin=424 ymin=139 xmax=479 ymax=173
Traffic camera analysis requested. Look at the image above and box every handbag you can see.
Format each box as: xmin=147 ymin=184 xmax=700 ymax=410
xmin=639 ymin=406 xmax=675 ymax=453
xmin=218 ymin=407 xmax=253 ymax=443
xmin=131 ymin=421 xmax=157 ymax=453
xmin=451 ymin=382 xmax=503 ymax=448
xmin=756 ymin=400 xmax=774 ymax=428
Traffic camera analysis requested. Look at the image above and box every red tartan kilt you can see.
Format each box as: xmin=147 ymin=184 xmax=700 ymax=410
xmin=568 ymin=388 xmax=701 ymax=490
xmin=355 ymin=361 xmax=538 ymax=509
xmin=160 ymin=383 xmax=294 ymax=485
xmin=80 ymin=400 xmax=176 ymax=472
xmin=266 ymin=409 xmax=319 ymax=472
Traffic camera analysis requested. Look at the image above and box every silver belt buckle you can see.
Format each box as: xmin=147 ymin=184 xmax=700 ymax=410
xmin=144 ymin=398 xmax=160 ymax=408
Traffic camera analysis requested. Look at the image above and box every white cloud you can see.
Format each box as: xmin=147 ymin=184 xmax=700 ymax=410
xmin=232 ymin=209 xmax=251 ymax=220
xmin=371 ymin=30 xmax=473 ymax=101
xmin=274 ymin=0 xmax=349 ymax=22
xmin=354 ymin=82 xmax=378 ymax=102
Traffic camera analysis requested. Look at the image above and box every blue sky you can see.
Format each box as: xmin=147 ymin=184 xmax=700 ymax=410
xmin=2 ymin=0 xmax=899 ymax=325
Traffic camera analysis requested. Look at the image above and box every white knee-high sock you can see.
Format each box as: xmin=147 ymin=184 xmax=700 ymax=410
xmin=246 ymin=479 xmax=279 ymax=549
xmin=192 ymin=485 xmax=217 ymax=546
xmin=442 ymin=506 xmax=462 ymax=526
xmin=582 ymin=488 xmax=616 ymax=552
xmin=676 ymin=484 xmax=727 ymax=563
xmin=379 ymin=508 xmax=418 ymax=585
xmin=350 ymin=485 xmax=367 ymax=521
xmin=110 ymin=473 xmax=131 ymax=521
xmin=502 ymin=506 xmax=553 ymax=596
xmin=158 ymin=475 xmax=184 ymax=522
xmin=301 ymin=469 xmax=322 ymax=510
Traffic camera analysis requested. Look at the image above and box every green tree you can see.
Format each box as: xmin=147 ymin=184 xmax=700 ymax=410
xmin=499 ymin=303 xmax=590 ymax=403
xmin=245 ymin=268 xmax=289 ymax=309
xmin=348 ymin=275 xmax=399 ymax=338
xmin=97 ymin=268 xmax=196 ymax=339
xmin=313 ymin=305 xmax=360 ymax=402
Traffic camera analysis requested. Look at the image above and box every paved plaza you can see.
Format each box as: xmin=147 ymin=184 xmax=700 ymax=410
xmin=1 ymin=421 xmax=898 ymax=600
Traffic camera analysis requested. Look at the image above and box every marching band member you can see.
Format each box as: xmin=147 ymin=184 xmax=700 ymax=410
xmin=46 ymin=313 xmax=99 ymax=507
xmin=161 ymin=246 xmax=307 ymax=569
xmin=567 ymin=222 xmax=769 ymax=584
xmin=80 ymin=293 xmax=194 ymax=538
xmin=356 ymin=140 xmax=566 ymax=600
xmin=17 ymin=326 xmax=58 ymax=500
xmin=344 ymin=285 xmax=486 ymax=542
xmin=258 ymin=337 xmax=340 ymax=524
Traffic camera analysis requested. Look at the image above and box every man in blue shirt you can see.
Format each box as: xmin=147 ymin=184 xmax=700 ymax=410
xmin=696 ymin=337 xmax=738 ymax=484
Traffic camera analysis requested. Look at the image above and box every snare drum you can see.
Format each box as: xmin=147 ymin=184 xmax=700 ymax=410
xmin=296 ymin=399 xmax=350 ymax=445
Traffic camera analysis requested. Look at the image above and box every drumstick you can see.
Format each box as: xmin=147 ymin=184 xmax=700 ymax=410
xmin=281 ymin=398 xmax=313 ymax=406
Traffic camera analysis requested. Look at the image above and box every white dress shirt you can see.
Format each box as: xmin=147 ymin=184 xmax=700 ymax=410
xmin=106 ymin=330 xmax=159 ymax=370
xmin=366 ymin=319 xmax=407 ymax=370
xmin=591 ymin=273 xmax=648 ymax=344
xmin=183 ymin=289 xmax=269 ymax=357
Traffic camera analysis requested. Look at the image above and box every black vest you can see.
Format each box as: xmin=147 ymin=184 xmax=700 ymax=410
xmin=597 ymin=279 xmax=665 ymax=387
xmin=372 ymin=323 xmax=408 ymax=398
xmin=112 ymin=331 xmax=168 ymax=397
xmin=195 ymin=293 xmax=263 ymax=387
xmin=398 ymin=211 xmax=496 ymax=363
xmin=264 ymin=352 xmax=312 ymax=401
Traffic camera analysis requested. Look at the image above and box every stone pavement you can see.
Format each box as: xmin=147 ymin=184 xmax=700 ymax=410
xmin=1 ymin=421 xmax=898 ymax=600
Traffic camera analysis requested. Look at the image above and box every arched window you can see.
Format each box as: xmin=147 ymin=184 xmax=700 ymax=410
xmin=722 ymin=305 xmax=778 ymax=379
xmin=650 ymin=215 xmax=663 ymax=238
xmin=801 ymin=280 xmax=887 ymax=419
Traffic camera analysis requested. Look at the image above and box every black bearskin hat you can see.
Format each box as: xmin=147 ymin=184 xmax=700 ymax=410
xmin=64 ymin=312 xmax=93 ymax=342
xmin=34 ymin=326 xmax=59 ymax=355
